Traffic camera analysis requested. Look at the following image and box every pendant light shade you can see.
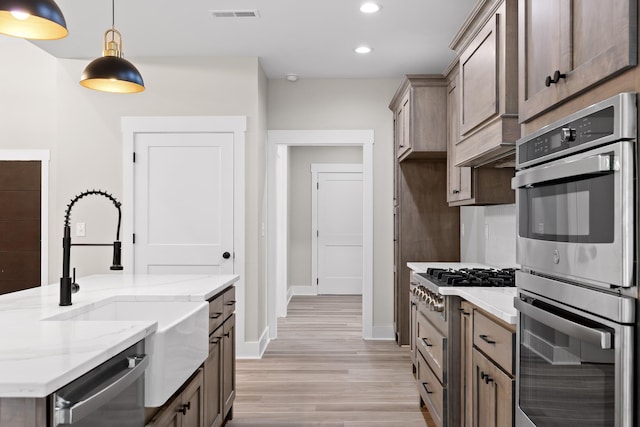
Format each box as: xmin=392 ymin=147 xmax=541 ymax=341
xmin=0 ymin=0 xmax=67 ymax=40
xmin=80 ymin=1 xmax=144 ymax=94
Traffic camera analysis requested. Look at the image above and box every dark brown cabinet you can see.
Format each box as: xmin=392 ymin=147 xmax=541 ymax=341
xmin=147 ymin=369 xmax=205 ymax=427
xmin=390 ymin=75 xmax=448 ymax=161
xmin=450 ymin=0 xmax=520 ymax=167
xmin=204 ymin=287 xmax=236 ymax=427
xmin=446 ymin=64 xmax=515 ymax=206
xmin=518 ymin=0 xmax=637 ymax=122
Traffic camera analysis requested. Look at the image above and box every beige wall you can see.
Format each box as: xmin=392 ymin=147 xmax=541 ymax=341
xmin=267 ymin=78 xmax=400 ymax=333
xmin=287 ymin=146 xmax=363 ymax=290
xmin=0 ymin=43 xmax=267 ymax=346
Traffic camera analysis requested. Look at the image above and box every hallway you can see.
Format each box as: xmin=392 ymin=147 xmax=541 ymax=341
xmin=229 ymin=295 xmax=432 ymax=426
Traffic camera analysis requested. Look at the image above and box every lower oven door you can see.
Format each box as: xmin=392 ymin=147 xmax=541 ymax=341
xmin=515 ymin=290 xmax=634 ymax=427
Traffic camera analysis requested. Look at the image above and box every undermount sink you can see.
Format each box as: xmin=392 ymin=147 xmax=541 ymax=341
xmin=46 ymin=298 xmax=209 ymax=407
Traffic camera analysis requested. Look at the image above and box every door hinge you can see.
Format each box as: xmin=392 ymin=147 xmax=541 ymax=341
xmin=132 ymin=233 xmax=136 ymax=244
xmin=317 ymin=182 xmax=319 ymax=189
xmin=133 ymin=152 xmax=136 ymax=163
xmin=316 ymin=278 xmax=319 ymax=285
xmin=317 ymin=230 xmax=319 ymax=237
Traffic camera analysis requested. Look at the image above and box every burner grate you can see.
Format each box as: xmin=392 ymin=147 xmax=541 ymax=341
xmin=424 ymin=267 xmax=516 ymax=287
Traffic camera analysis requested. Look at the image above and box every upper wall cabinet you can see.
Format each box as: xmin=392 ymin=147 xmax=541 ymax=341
xmin=518 ymin=0 xmax=637 ymax=123
xmin=389 ymin=75 xmax=448 ymax=161
xmin=446 ymin=65 xmax=515 ymax=206
xmin=451 ymin=0 xmax=520 ymax=167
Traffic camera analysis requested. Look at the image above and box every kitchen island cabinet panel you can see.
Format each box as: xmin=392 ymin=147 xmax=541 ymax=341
xmin=0 ymin=398 xmax=47 ymax=427
xmin=147 ymin=369 xmax=204 ymax=427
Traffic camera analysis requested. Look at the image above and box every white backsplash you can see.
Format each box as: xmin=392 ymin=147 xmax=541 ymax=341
xmin=460 ymin=204 xmax=517 ymax=268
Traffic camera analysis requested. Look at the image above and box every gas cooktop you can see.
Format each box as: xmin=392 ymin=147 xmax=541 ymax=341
xmin=418 ymin=267 xmax=517 ymax=287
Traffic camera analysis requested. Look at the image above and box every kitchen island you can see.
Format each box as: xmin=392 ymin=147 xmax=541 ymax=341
xmin=0 ymin=273 xmax=238 ymax=426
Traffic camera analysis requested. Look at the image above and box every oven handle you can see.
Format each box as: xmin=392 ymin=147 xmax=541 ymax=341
xmin=511 ymin=153 xmax=615 ymax=188
xmin=515 ymin=298 xmax=612 ymax=349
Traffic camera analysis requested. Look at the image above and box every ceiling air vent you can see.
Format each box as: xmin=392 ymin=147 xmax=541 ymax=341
xmin=211 ymin=10 xmax=260 ymax=19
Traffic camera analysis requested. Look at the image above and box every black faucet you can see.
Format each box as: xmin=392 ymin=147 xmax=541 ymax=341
xmin=60 ymin=190 xmax=123 ymax=306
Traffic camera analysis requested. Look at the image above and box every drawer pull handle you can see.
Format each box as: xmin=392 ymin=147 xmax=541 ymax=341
xmin=177 ymin=402 xmax=191 ymax=415
xmin=479 ymin=334 xmax=496 ymax=344
xmin=458 ymin=308 xmax=470 ymax=316
xmin=210 ymin=312 xmax=222 ymax=319
xmin=210 ymin=338 xmax=220 ymax=344
xmin=422 ymin=338 xmax=433 ymax=347
xmin=480 ymin=371 xmax=493 ymax=384
xmin=224 ymin=332 xmax=231 ymax=337
xmin=225 ymin=301 xmax=236 ymax=306
xmin=422 ymin=382 xmax=433 ymax=394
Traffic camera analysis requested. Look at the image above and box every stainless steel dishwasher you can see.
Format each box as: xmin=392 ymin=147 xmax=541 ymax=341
xmin=52 ymin=340 xmax=148 ymax=427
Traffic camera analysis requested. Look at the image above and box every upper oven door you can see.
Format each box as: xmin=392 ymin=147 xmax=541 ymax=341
xmin=512 ymin=140 xmax=635 ymax=289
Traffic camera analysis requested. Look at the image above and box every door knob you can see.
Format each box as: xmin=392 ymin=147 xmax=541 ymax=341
xmin=222 ymin=251 xmax=231 ymax=259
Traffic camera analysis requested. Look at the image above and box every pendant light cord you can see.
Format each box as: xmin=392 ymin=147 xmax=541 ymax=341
xmin=112 ymin=0 xmax=115 ymax=29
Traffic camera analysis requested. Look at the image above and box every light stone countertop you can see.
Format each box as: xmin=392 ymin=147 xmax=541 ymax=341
xmin=0 ymin=273 xmax=238 ymax=398
xmin=407 ymin=262 xmax=517 ymax=324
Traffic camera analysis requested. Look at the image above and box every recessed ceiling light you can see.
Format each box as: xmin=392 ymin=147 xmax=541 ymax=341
xmin=360 ymin=3 xmax=381 ymax=13
xmin=355 ymin=46 xmax=372 ymax=54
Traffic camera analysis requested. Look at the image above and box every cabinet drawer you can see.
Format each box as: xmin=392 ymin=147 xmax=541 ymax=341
xmin=417 ymin=351 xmax=444 ymax=427
xmin=473 ymin=310 xmax=514 ymax=375
xmin=417 ymin=311 xmax=446 ymax=383
xmin=223 ymin=286 xmax=236 ymax=319
xmin=208 ymin=295 xmax=224 ymax=333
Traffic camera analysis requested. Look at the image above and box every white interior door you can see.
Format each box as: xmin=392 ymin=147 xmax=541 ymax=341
xmin=315 ymin=170 xmax=363 ymax=295
xmin=133 ymin=132 xmax=234 ymax=274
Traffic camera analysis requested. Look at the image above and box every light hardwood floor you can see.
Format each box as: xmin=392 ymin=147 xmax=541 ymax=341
xmin=228 ymin=295 xmax=434 ymax=427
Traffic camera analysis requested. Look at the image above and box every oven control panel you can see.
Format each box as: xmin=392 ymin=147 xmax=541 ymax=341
xmin=519 ymin=106 xmax=615 ymax=164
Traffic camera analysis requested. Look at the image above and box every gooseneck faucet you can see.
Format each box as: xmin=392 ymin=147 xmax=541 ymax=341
xmin=60 ymin=190 xmax=123 ymax=306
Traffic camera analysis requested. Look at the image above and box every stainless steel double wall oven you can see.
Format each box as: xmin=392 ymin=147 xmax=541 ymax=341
xmin=512 ymin=93 xmax=638 ymax=427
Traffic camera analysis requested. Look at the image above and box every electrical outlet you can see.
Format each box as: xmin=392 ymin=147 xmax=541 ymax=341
xmin=76 ymin=222 xmax=86 ymax=237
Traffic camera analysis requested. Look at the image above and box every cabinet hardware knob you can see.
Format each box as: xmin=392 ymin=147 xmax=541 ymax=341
xmin=224 ymin=332 xmax=231 ymax=337
xmin=479 ymin=334 xmax=496 ymax=344
xmin=422 ymin=382 xmax=433 ymax=394
xmin=223 ymin=251 xmax=232 ymax=259
xmin=544 ymin=70 xmax=567 ymax=87
xmin=453 ymin=189 xmax=460 ymax=194
xmin=484 ymin=375 xmax=493 ymax=384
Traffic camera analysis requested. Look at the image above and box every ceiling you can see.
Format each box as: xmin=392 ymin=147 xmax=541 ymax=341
xmin=27 ymin=0 xmax=478 ymax=79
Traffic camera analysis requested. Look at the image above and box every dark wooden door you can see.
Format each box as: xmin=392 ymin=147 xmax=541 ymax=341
xmin=0 ymin=161 xmax=41 ymax=294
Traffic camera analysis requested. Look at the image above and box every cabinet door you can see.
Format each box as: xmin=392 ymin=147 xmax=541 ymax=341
xmin=519 ymin=0 xmax=637 ymax=121
xmin=472 ymin=348 xmax=514 ymax=427
xmin=396 ymin=92 xmax=411 ymax=159
xmin=147 ymin=393 xmax=183 ymax=427
xmin=447 ymin=69 xmax=472 ymax=204
xmin=181 ymin=369 xmax=204 ymax=427
xmin=222 ymin=314 xmax=236 ymax=419
xmin=460 ymin=14 xmax=499 ymax=136
xmin=204 ymin=330 xmax=223 ymax=427
xmin=459 ymin=302 xmax=474 ymax=427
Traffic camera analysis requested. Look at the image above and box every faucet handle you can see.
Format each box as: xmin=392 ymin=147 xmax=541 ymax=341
xmin=71 ymin=268 xmax=80 ymax=293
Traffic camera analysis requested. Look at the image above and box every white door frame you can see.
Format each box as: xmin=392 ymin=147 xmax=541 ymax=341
xmin=0 ymin=149 xmax=49 ymax=285
xmin=121 ymin=116 xmax=247 ymax=352
xmin=311 ymin=164 xmax=363 ymax=295
xmin=267 ymin=130 xmax=374 ymax=340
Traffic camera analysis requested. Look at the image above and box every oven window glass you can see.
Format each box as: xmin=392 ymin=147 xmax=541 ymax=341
xmin=519 ymin=173 xmax=614 ymax=242
xmin=519 ymin=306 xmax=615 ymax=426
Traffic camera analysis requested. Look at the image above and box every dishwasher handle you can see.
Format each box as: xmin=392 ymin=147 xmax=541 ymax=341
xmin=54 ymin=354 xmax=148 ymax=425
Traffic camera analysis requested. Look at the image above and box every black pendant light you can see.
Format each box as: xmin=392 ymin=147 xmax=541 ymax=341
xmin=80 ymin=0 xmax=144 ymax=94
xmin=0 ymin=0 xmax=67 ymax=39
